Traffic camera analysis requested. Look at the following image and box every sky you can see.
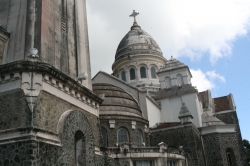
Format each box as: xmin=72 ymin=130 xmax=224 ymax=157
xmin=86 ymin=0 xmax=250 ymax=140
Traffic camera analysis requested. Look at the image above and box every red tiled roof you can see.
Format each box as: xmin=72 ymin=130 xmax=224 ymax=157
xmin=155 ymin=122 xmax=181 ymax=129
xmin=199 ymin=91 xmax=206 ymax=108
xmin=214 ymin=96 xmax=230 ymax=112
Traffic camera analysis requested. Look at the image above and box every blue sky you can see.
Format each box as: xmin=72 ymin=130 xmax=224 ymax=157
xmin=86 ymin=0 xmax=250 ymax=140
xmin=180 ymin=34 xmax=250 ymax=140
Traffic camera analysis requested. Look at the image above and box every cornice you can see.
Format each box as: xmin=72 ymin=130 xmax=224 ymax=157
xmin=0 ymin=60 xmax=103 ymax=103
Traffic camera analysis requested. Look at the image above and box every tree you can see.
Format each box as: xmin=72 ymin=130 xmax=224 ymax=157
xmin=243 ymin=139 xmax=250 ymax=165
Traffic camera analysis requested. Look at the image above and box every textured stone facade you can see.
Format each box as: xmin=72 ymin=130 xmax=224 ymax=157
xmin=100 ymin=120 xmax=148 ymax=147
xmin=216 ymin=112 xmax=248 ymax=165
xmin=150 ymin=124 xmax=205 ymax=166
xmin=202 ymin=132 xmax=245 ymax=166
xmin=57 ymin=110 xmax=103 ymax=165
xmin=0 ymin=89 xmax=31 ymax=130
xmin=34 ymin=90 xmax=100 ymax=147
xmin=0 ymin=140 xmax=107 ymax=166
xmin=0 ymin=89 xmax=106 ymax=165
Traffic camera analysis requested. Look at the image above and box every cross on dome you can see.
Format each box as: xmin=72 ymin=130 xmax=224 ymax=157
xmin=129 ymin=10 xmax=139 ymax=22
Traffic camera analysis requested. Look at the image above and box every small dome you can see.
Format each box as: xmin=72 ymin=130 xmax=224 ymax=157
xmin=115 ymin=22 xmax=163 ymax=62
xmin=93 ymin=83 xmax=142 ymax=117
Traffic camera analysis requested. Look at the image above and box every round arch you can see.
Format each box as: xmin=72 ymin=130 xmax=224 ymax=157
xmin=119 ymin=68 xmax=126 ymax=82
xmin=117 ymin=127 xmax=130 ymax=144
xmin=57 ymin=110 xmax=95 ymax=165
xmin=150 ymin=65 xmax=157 ymax=79
xmin=139 ymin=65 xmax=147 ymax=79
xmin=100 ymin=126 xmax=108 ymax=147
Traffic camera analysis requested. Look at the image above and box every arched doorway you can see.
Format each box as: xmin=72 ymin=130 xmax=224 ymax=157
xmin=75 ymin=130 xmax=86 ymax=166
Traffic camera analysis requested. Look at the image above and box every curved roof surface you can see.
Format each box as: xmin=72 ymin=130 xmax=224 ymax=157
xmin=115 ymin=22 xmax=163 ymax=62
xmin=93 ymin=83 xmax=143 ymax=117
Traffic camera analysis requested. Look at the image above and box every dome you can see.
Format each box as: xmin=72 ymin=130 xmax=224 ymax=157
xmin=115 ymin=22 xmax=163 ymax=62
xmin=93 ymin=83 xmax=142 ymax=117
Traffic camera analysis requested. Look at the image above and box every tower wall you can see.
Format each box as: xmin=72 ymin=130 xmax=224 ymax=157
xmin=202 ymin=132 xmax=246 ymax=166
xmin=0 ymin=0 xmax=92 ymax=89
xmin=215 ymin=111 xmax=248 ymax=165
xmin=150 ymin=124 xmax=206 ymax=166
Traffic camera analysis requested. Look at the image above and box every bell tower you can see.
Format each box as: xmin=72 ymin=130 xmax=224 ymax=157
xmin=0 ymin=1 xmax=103 ymax=165
xmin=0 ymin=0 xmax=91 ymax=88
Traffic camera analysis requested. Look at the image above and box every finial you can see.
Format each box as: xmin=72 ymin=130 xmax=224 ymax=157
xmin=170 ymin=55 xmax=174 ymax=60
xmin=129 ymin=10 xmax=139 ymax=23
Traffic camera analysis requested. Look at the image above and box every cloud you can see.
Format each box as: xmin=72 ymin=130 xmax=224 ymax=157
xmin=206 ymin=71 xmax=226 ymax=83
xmin=87 ymin=0 xmax=250 ymax=76
xmin=190 ymin=69 xmax=225 ymax=92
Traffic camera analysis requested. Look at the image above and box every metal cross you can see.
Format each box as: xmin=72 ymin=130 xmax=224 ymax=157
xmin=129 ymin=10 xmax=139 ymax=22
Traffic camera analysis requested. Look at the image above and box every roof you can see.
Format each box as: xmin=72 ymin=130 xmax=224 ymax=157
xmin=114 ymin=22 xmax=163 ymax=62
xmin=178 ymin=103 xmax=193 ymax=118
xmin=152 ymin=122 xmax=181 ymax=129
xmin=154 ymin=84 xmax=198 ymax=100
xmin=92 ymin=71 xmax=142 ymax=92
xmin=199 ymin=91 xmax=206 ymax=108
xmin=93 ymin=83 xmax=143 ymax=117
xmin=157 ymin=57 xmax=186 ymax=72
xmin=214 ymin=96 xmax=231 ymax=113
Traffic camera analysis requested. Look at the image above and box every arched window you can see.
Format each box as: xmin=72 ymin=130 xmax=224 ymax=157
xmin=75 ymin=130 xmax=86 ymax=166
xmin=140 ymin=66 xmax=147 ymax=79
xmin=165 ymin=77 xmax=171 ymax=88
xmin=101 ymin=127 xmax=108 ymax=147
xmin=130 ymin=68 xmax=136 ymax=80
xmin=226 ymin=148 xmax=235 ymax=166
xmin=177 ymin=74 xmax=184 ymax=85
xmin=136 ymin=130 xmax=143 ymax=146
xmin=118 ymin=128 xmax=129 ymax=144
xmin=121 ymin=71 xmax=126 ymax=81
xmin=151 ymin=67 xmax=157 ymax=79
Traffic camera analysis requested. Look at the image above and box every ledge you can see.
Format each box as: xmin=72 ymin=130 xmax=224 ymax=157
xmin=0 ymin=60 xmax=103 ymax=104
xmin=199 ymin=124 xmax=236 ymax=135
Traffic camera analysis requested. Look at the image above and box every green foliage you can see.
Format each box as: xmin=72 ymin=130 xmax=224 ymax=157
xmin=243 ymin=139 xmax=250 ymax=165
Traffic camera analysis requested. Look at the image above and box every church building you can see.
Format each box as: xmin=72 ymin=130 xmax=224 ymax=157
xmin=0 ymin=0 xmax=247 ymax=166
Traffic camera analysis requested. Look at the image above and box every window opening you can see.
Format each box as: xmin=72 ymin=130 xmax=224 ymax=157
xmin=133 ymin=160 xmax=154 ymax=166
xmin=61 ymin=0 xmax=67 ymax=32
xmin=167 ymin=161 xmax=176 ymax=166
xmin=140 ymin=67 xmax=147 ymax=78
xmin=121 ymin=71 xmax=126 ymax=81
xmin=75 ymin=130 xmax=86 ymax=166
xmin=226 ymin=148 xmax=235 ymax=166
xmin=151 ymin=67 xmax=157 ymax=78
xmin=101 ymin=127 xmax=108 ymax=147
xmin=130 ymin=68 xmax=136 ymax=80
xmin=118 ymin=128 xmax=128 ymax=144
xmin=136 ymin=130 xmax=143 ymax=146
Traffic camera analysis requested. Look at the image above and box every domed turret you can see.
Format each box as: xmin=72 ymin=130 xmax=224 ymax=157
xmin=115 ymin=22 xmax=163 ymax=62
xmin=112 ymin=12 xmax=166 ymax=92
xmin=93 ymin=83 xmax=142 ymax=117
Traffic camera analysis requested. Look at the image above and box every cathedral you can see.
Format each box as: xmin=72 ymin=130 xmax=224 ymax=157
xmin=0 ymin=0 xmax=247 ymax=166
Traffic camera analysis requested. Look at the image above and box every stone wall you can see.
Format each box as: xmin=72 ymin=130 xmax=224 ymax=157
xmin=0 ymin=89 xmax=31 ymax=131
xmin=203 ymin=132 xmax=246 ymax=166
xmin=150 ymin=124 xmax=205 ymax=166
xmin=0 ymin=88 xmax=107 ymax=165
xmin=100 ymin=120 xmax=148 ymax=147
xmin=0 ymin=141 xmax=35 ymax=166
xmin=216 ymin=112 xmax=247 ymax=165
xmin=0 ymin=140 xmax=108 ymax=166
xmin=57 ymin=110 xmax=104 ymax=165
xmin=34 ymin=90 xmax=100 ymax=147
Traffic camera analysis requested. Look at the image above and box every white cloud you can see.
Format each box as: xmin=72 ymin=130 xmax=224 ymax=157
xmin=206 ymin=71 xmax=226 ymax=83
xmin=87 ymin=0 xmax=250 ymax=76
xmin=190 ymin=69 xmax=214 ymax=91
xmin=190 ymin=69 xmax=225 ymax=92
